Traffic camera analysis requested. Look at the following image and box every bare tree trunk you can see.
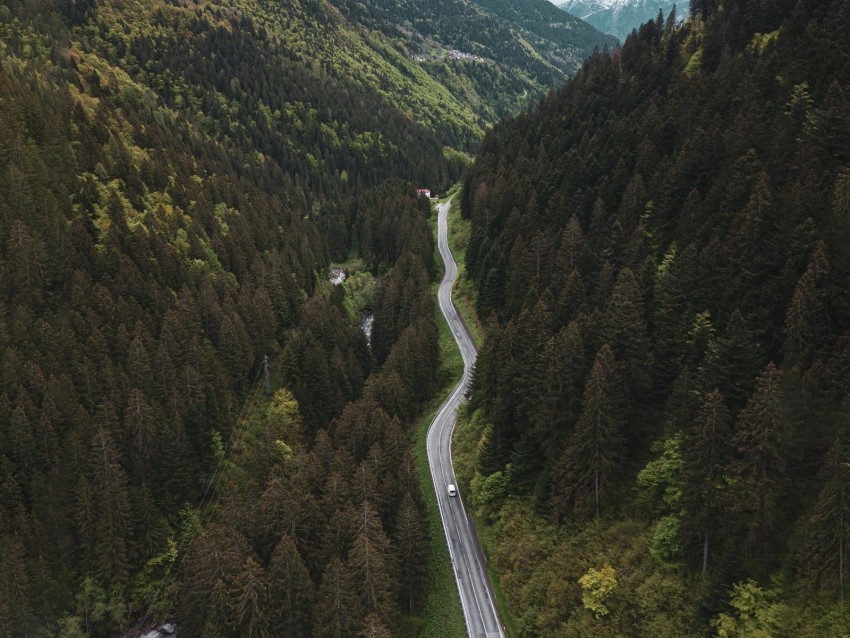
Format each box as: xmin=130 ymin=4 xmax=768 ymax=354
xmin=838 ymin=538 xmax=844 ymax=602
xmin=594 ymin=470 xmax=600 ymax=519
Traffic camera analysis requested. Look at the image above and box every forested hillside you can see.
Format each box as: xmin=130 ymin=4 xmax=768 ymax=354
xmin=459 ymin=0 xmax=850 ymax=634
xmin=337 ymin=0 xmax=618 ymax=121
xmin=0 ymin=0 xmax=458 ymax=634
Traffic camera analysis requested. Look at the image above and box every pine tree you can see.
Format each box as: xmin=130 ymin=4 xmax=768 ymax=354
xmin=602 ymin=267 xmax=652 ymax=404
xmin=179 ymin=522 xmax=251 ymax=636
xmin=258 ymin=471 xmax=321 ymax=560
xmin=0 ymin=534 xmax=37 ymax=636
xmin=393 ymin=493 xmax=428 ymax=613
xmin=5 ymin=219 xmax=47 ymax=306
xmin=555 ymin=268 xmax=587 ymax=326
xmin=555 ymin=214 xmax=587 ymax=274
xmin=313 ymin=557 xmax=363 ymax=638
xmin=681 ymin=389 xmax=733 ymax=573
xmin=358 ymin=613 xmax=393 ymax=638
xmin=555 ymin=344 xmax=625 ymax=519
xmin=729 ymin=363 xmax=788 ymax=577
xmin=700 ymin=309 xmax=763 ymax=411
xmin=89 ymin=423 xmax=133 ymax=588
xmin=268 ymin=534 xmax=315 ymax=636
xmin=652 ymin=243 xmax=689 ymax=388
xmin=797 ymin=423 xmax=850 ymax=599
xmin=530 ymin=321 xmax=586 ymax=455
xmin=783 ymin=241 xmax=830 ymax=367
xmin=348 ymin=501 xmax=399 ymax=630
xmin=124 ymin=388 xmax=158 ymax=475
xmin=229 ymin=556 xmax=269 ymax=638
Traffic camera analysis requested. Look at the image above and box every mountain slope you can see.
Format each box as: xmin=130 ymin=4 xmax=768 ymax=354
xmin=559 ymin=0 xmax=684 ymax=41
xmin=337 ymin=0 xmax=618 ymax=120
xmin=0 ymin=0 xmax=554 ymax=634
xmin=460 ymin=0 xmax=850 ymax=633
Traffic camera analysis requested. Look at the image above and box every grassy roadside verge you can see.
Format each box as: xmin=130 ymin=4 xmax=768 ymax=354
xmin=403 ymin=199 xmax=467 ymax=637
xmin=439 ymin=190 xmax=521 ymax=637
xmin=411 ymin=190 xmax=519 ymax=637
xmin=443 ymin=193 xmax=483 ymax=347
xmin=451 ymin=404 xmax=521 ymax=638
xmin=409 ymin=309 xmax=466 ymax=638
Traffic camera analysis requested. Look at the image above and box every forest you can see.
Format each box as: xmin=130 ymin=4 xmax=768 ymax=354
xmin=0 ymin=0 xmax=455 ymax=635
xmin=337 ymin=0 xmax=618 ymax=99
xmin=459 ymin=0 xmax=850 ymax=635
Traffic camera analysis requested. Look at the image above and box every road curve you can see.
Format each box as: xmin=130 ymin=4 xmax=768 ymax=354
xmin=427 ymin=199 xmax=503 ymax=638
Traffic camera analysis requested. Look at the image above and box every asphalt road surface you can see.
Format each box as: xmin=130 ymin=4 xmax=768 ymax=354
xmin=427 ymin=199 xmax=504 ymax=638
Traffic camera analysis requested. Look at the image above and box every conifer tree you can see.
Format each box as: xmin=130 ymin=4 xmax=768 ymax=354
xmin=393 ymin=493 xmax=428 ymax=613
xmin=555 ymin=268 xmax=587 ymax=326
xmin=348 ymin=500 xmax=399 ymax=629
xmin=124 ymin=388 xmax=158 ymax=475
xmin=729 ymin=363 xmax=788 ymax=577
xmin=358 ymin=613 xmax=393 ymax=638
xmin=5 ymin=219 xmax=47 ymax=307
xmin=89 ymin=423 xmax=133 ymax=587
xmin=700 ymin=310 xmax=763 ymax=411
xmin=0 ymin=534 xmax=36 ymax=636
xmin=229 ymin=556 xmax=269 ymax=638
xmin=555 ymin=344 xmax=625 ymax=519
xmin=682 ymin=389 xmax=733 ymax=572
xmin=555 ymin=214 xmax=587 ymax=274
xmin=530 ymin=321 xmax=586 ymax=455
xmin=797 ymin=422 xmax=850 ymax=599
xmin=783 ymin=241 xmax=830 ymax=367
xmin=602 ymin=267 xmax=652 ymax=406
xmin=653 ymin=244 xmax=689 ymax=387
xmin=268 ymin=534 xmax=315 ymax=636
xmin=313 ymin=557 xmax=363 ymax=638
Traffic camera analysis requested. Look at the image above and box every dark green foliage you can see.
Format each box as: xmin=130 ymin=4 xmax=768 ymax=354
xmin=461 ymin=0 xmax=850 ymax=630
xmin=681 ymin=389 xmax=732 ymax=573
xmin=313 ymin=557 xmax=364 ymax=638
xmin=529 ymin=321 xmax=586 ymax=461
xmin=554 ymin=344 xmax=626 ymax=519
xmin=0 ymin=2 xmax=448 ymax=634
xmin=348 ymin=501 xmax=400 ymax=630
xmin=393 ymin=493 xmax=429 ymax=614
xmin=728 ymin=363 xmax=790 ymax=578
xmin=795 ymin=415 xmax=850 ymax=599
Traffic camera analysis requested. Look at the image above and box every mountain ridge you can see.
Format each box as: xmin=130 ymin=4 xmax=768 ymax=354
xmin=558 ymin=0 xmax=684 ymax=41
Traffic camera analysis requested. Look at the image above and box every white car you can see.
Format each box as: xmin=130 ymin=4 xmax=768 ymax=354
xmin=447 ymin=484 xmax=457 ymax=497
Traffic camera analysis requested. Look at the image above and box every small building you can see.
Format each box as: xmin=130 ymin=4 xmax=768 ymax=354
xmin=417 ymin=188 xmax=432 ymax=198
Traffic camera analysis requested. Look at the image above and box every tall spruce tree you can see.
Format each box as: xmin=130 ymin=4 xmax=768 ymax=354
xmin=682 ymin=389 xmax=733 ymax=573
xmin=796 ymin=419 xmax=850 ymax=599
xmin=393 ymin=493 xmax=428 ymax=613
xmin=313 ymin=557 xmax=363 ymax=638
xmin=348 ymin=501 xmax=399 ymax=630
xmin=555 ymin=344 xmax=625 ymax=519
xmin=530 ymin=321 xmax=586 ymax=456
xmin=729 ymin=363 xmax=788 ymax=577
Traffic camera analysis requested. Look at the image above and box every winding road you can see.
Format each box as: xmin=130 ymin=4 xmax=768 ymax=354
xmin=427 ymin=199 xmax=504 ymax=638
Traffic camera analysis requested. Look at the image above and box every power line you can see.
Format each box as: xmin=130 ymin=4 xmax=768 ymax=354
xmin=138 ymin=361 xmax=268 ymax=632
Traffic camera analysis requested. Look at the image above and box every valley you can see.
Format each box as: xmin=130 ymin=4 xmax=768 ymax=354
xmin=1 ymin=0 xmax=849 ymax=637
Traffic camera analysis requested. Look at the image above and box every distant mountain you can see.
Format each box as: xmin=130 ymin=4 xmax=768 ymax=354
xmin=337 ymin=0 xmax=618 ymax=120
xmin=558 ymin=0 xmax=685 ymax=42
